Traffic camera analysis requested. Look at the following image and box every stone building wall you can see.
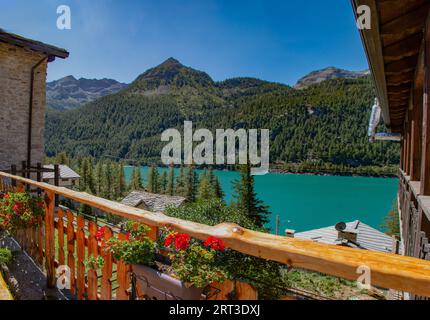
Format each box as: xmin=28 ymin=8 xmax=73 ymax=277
xmin=0 ymin=42 xmax=48 ymax=170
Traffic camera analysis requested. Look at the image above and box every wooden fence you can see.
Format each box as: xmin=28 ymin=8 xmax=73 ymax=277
xmin=2 ymin=171 xmax=430 ymax=299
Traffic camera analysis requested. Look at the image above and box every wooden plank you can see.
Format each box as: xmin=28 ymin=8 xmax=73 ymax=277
xmin=44 ymin=190 xmax=56 ymax=288
xmin=235 ymin=282 xmax=258 ymax=300
xmin=66 ymin=210 xmax=76 ymax=295
xmin=380 ymin=4 xmax=429 ymax=35
xmin=87 ymin=221 xmax=99 ymax=300
xmin=116 ymin=233 xmax=130 ymax=300
xmin=421 ymin=16 xmax=430 ymax=195
xmin=37 ymin=216 xmax=44 ymax=266
xmin=147 ymin=225 xmax=158 ymax=241
xmin=57 ymin=208 xmax=65 ymax=266
xmin=410 ymin=88 xmax=423 ymax=181
xmin=4 ymin=172 xmax=430 ymax=297
xmin=76 ymin=215 xmax=86 ymax=300
xmin=101 ymin=227 xmax=113 ymax=300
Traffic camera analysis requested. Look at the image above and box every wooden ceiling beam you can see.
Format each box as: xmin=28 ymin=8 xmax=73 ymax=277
xmin=386 ymin=72 xmax=414 ymax=86
xmin=380 ymin=4 xmax=429 ymax=35
xmin=383 ymin=33 xmax=422 ymax=61
xmin=387 ymin=84 xmax=412 ymax=94
xmin=385 ymin=55 xmax=419 ymax=74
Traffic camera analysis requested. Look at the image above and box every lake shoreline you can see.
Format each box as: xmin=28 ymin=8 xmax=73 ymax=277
xmin=268 ymin=168 xmax=398 ymax=179
xmin=125 ymin=165 xmax=398 ymax=179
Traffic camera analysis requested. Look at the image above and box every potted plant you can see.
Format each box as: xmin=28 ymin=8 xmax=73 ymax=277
xmin=96 ymin=223 xmax=228 ymax=300
xmin=0 ymin=192 xmax=45 ymax=233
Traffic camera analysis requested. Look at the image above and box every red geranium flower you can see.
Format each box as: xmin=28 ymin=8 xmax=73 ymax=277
xmin=204 ymin=236 xmax=225 ymax=251
xmin=13 ymin=203 xmax=21 ymax=213
xmin=96 ymin=226 xmax=107 ymax=241
xmin=164 ymin=233 xmax=176 ymax=247
xmin=125 ymin=232 xmax=131 ymax=240
xmin=174 ymin=234 xmax=190 ymax=251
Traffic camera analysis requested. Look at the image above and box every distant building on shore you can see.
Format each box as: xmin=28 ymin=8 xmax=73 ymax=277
xmin=121 ymin=190 xmax=186 ymax=212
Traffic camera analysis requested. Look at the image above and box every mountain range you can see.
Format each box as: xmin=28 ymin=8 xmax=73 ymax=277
xmin=47 ymin=76 xmax=127 ymax=110
xmin=46 ymin=63 xmax=369 ymax=110
xmin=45 ymin=58 xmax=398 ymax=172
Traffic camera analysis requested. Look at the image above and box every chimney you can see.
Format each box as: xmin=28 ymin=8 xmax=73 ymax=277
xmin=337 ymin=229 xmax=358 ymax=243
xmin=285 ymin=229 xmax=296 ymax=238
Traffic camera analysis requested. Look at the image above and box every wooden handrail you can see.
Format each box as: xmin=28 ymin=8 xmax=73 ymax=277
xmin=2 ymin=171 xmax=430 ymax=297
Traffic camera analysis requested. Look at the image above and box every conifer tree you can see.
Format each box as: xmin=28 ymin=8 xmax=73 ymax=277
xmin=159 ymin=171 xmax=168 ymax=194
xmin=102 ymin=162 xmax=113 ymax=199
xmin=175 ymin=166 xmax=187 ymax=196
xmin=94 ymin=161 xmax=103 ymax=196
xmin=131 ymin=166 xmax=143 ymax=190
xmin=208 ymin=168 xmax=224 ymax=200
xmin=147 ymin=165 xmax=159 ymax=193
xmin=117 ymin=163 xmax=126 ymax=197
xmin=185 ymin=163 xmax=198 ymax=202
xmin=166 ymin=163 xmax=175 ymax=196
xmin=232 ymin=163 xmax=270 ymax=228
xmin=197 ymin=171 xmax=212 ymax=201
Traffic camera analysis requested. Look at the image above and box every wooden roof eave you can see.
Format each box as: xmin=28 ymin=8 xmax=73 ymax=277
xmin=352 ymin=0 xmax=392 ymax=131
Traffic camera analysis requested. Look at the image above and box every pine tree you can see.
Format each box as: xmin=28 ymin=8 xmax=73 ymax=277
xmin=197 ymin=171 xmax=212 ymax=201
xmin=185 ymin=163 xmax=198 ymax=202
xmin=159 ymin=171 xmax=168 ymax=194
xmin=131 ymin=166 xmax=143 ymax=190
xmin=175 ymin=166 xmax=187 ymax=196
xmin=95 ymin=161 xmax=103 ymax=196
xmin=147 ymin=165 xmax=159 ymax=193
xmin=166 ymin=163 xmax=175 ymax=196
xmin=208 ymin=168 xmax=224 ymax=200
xmin=78 ymin=158 xmax=89 ymax=191
xmin=56 ymin=152 xmax=70 ymax=166
xmin=232 ymin=163 xmax=270 ymax=228
xmin=117 ymin=163 xmax=126 ymax=197
xmin=101 ymin=162 xmax=113 ymax=199
xmin=86 ymin=158 xmax=95 ymax=194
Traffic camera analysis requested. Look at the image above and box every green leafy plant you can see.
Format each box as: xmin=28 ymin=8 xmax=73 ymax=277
xmin=0 ymin=192 xmax=45 ymax=231
xmin=102 ymin=222 xmax=156 ymax=266
xmin=0 ymin=248 xmax=12 ymax=265
xmin=84 ymin=254 xmax=104 ymax=270
xmin=163 ymin=231 xmax=228 ymax=288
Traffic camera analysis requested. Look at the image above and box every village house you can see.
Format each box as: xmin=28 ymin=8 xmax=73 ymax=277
xmin=42 ymin=164 xmax=80 ymax=188
xmin=0 ymin=29 xmax=68 ymax=171
xmin=294 ymin=220 xmax=395 ymax=253
xmin=121 ymin=190 xmax=186 ymax=212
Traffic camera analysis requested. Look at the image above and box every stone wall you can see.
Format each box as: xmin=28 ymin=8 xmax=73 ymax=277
xmin=0 ymin=42 xmax=48 ymax=171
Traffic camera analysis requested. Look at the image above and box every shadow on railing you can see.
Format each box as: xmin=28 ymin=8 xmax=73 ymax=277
xmin=2 ymin=171 xmax=430 ymax=300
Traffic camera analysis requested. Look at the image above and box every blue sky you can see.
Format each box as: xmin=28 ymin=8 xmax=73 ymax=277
xmin=0 ymin=0 xmax=368 ymax=85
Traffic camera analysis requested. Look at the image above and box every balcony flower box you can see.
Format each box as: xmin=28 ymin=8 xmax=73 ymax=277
xmin=132 ymin=264 xmax=203 ymax=300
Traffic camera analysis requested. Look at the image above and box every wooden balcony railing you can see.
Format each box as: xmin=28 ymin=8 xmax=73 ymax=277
xmin=2 ymin=171 xmax=430 ymax=299
xmin=398 ymin=170 xmax=430 ymax=299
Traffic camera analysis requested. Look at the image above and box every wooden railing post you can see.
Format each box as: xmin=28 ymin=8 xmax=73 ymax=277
xmin=44 ymin=190 xmax=56 ymax=288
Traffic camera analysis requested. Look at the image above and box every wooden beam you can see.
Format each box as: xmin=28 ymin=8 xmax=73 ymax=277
xmin=3 ymin=171 xmax=430 ymax=297
xmin=381 ymin=4 xmax=429 ymax=35
xmin=385 ymin=55 xmax=419 ymax=74
xmin=410 ymin=97 xmax=423 ymax=181
xmin=386 ymin=72 xmax=415 ymax=85
xmin=405 ymin=116 xmax=411 ymax=175
xmin=384 ymin=33 xmax=422 ymax=61
xmin=421 ymin=12 xmax=430 ymax=195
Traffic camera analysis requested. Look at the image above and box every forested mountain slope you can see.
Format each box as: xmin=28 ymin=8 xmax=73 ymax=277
xmin=45 ymin=59 xmax=399 ymax=172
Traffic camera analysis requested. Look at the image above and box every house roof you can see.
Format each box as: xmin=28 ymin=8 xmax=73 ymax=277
xmin=295 ymin=220 xmax=394 ymax=253
xmin=121 ymin=191 xmax=186 ymax=212
xmin=42 ymin=165 xmax=80 ymax=179
xmin=0 ymin=29 xmax=69 ymax=60
xmin=352 ymin=0 xmax=429 ymax=133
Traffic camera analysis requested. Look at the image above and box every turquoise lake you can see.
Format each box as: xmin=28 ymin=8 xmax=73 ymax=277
xmin=124 ymin=166 xmax=398 ymax=233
